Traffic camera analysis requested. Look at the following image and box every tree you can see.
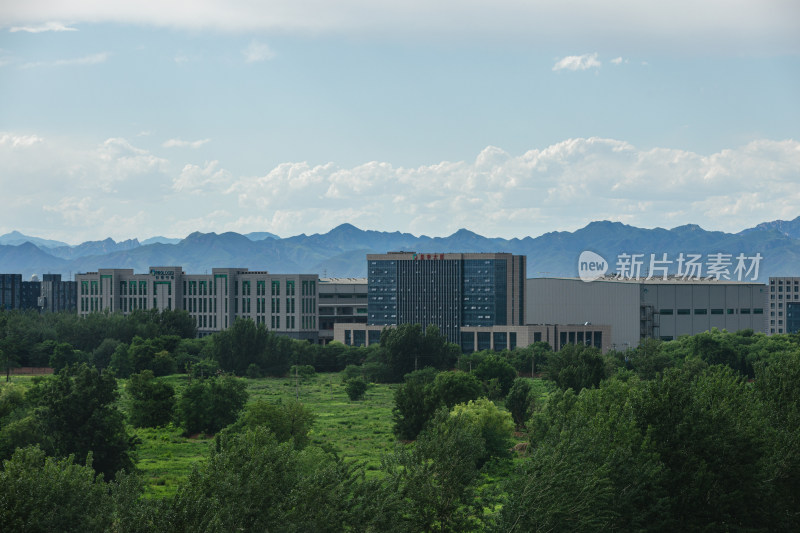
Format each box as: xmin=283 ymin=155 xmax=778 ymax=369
xmin=392 ymin=369 xmax=440 ymax=441
xmin=384 ymin=408 xmax=488 ymax=532
xmin=127 ymin=370 xmax=176 ymax=428
xmin=631 ymin=366 xmax=770 ymax=529
xmin=221 ymin=399 xmax=316 ymax=450
xmin=30 ymin=364 xmax=137 ymax=480
xmin=545 ymin=344 xmax=606 ymax=392
xmin=345 ymin=377 xmax=368 ymax=401
xmin=450 ymin=398 xmax=514 ymax=463
xmin=381 ymin=324 xmax=459 ymax=382
xmin=160 ymin=428 xmax=364 ymax=532
xmin=175 ymin=374 xmax=248 ymax=435
xmin=204 ymin=319 xmax=292 ymax=376
xmin=0 ymin=446 xmax=113 ymax=533
xmin=431 ymin=371 xmax=482 ymax=409
xmin=49 ymin=341 xmax=89 ymax=372
xmin=505 ymin=378 xmax=535 ymax=429
xmin=472 ymin=354 xmax=517 ymax=399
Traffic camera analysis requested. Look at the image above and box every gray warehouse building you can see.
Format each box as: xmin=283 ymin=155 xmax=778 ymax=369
xmin=527 ymin=277 xmax=768 ymax=350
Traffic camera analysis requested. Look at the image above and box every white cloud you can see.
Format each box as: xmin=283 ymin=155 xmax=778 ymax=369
xmin=21 ymin=52 xmax=109 ymax=69
xmin=9 ymin=21 xmax=77 ymax=33
xmin=610 ymin=56 xmax=625 ymax=65
xmin=553 ymin=53 xmax=601 ymax=71
xmin=163 ymin=138 xmax=211 ymax=149
xmin=0 ymin=133 xmax=43 ymax=147
xmin=42 ymin=196 xmax=95 ymax=224
xmin=173 ymin=160 xmax=232 ymax=192
xmin=1 ymin=2 xmax=797 ymax=54
xmin=242 ymin=40 xmax=275 ymax=63
xmin=2 ymin=131 xmax=799 ymax=240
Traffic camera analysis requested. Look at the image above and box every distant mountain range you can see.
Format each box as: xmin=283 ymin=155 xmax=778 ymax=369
xmin=1 ymin=217 xmax=799 ymax=282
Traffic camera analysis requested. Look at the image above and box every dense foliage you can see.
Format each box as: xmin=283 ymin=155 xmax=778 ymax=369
xmin=2 ymin=309 xmax=800 ymax=530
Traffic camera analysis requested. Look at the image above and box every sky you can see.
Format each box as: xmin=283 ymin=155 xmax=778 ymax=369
xmin=1 ymin=1 xmax=799 ymax=244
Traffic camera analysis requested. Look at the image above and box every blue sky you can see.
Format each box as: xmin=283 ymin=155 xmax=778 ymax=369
xmin=1 ymin=1 xmax=799 ymax=243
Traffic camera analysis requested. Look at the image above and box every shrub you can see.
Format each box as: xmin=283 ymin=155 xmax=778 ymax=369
xmin=451 ymin=398 xmax=514 ymax=462
xmin=246 ymin=363 xmax=263 ymax=379
xmin=473 ymin=355 xmax=517 ymax=399
xmin=345 ymin=378 xmax=368 ymax=401
xmin=176 ymin=375 xmax=248 ymax=435
xmin=127 ymin=370 xmax=176 ymax=428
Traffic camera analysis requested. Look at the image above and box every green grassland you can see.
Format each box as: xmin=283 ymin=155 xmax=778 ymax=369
xmin=132 ymin=373 xmax=402 ymax=497
xmin=4 ymin=371 xmax=549 ymax=499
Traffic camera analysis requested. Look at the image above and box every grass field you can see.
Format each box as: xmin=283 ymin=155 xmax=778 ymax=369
xmin=133 ymin=373 xmax=401 ymax=497
xmin=3 ymin=371 xmax=551 ymax=499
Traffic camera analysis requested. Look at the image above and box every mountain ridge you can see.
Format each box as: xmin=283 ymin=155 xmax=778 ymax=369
xmin=1 ymin=216 xmax=798 ymax=281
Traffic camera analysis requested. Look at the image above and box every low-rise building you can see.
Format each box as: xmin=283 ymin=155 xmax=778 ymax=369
xmin=318 ymin=278 xmax=367 ymax=344
xmin=75 ymin=266 xmax=319 ymax=341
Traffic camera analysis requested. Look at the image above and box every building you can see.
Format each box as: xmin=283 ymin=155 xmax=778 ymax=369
xmin=317 ymin=278 xmax=367 ymax=344
xmin=527 ymin=276 xmax=768 ymax=349
xmin=38 ymin=274 xmax=78 ymax=313
xmin=75 ymin=266 xmax=319 ymax=341
xmin=0 ymin=274 xmax=22 ymax=310
xmin=768 ymin=277 xmax=800 ymax=334
xmin=20 ymin=277 xmax=41 ymax=310
xmin=336 ymin=252 xmax=527 ymax=351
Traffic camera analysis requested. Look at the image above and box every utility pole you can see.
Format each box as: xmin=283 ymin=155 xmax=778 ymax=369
xmin=295 ymin=365 xmax=299 ymax=401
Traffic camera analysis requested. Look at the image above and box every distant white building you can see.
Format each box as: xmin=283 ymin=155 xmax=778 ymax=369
xmin=75 ymin=266 xmax=318 ymax=341
xmin=527 ymin=276 xmax=768 ymax=350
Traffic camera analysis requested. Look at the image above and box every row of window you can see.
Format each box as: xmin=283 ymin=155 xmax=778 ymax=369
xmin=659 ymin=308 xmax=763 ymax=315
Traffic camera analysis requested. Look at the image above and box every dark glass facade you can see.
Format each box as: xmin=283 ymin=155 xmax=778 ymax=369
xmin=0 ymin=274 xmax=22 ymax=310
xmin=366 ymin=253 xmax=524 ymax=345
xmin=787 ymin=302 xmax=800 ymax=334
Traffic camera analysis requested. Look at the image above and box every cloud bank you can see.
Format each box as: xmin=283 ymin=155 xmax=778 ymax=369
xmin=2 ymin=1 xmax=798 ymax=54
xmin=1 ymin=132 xmax=798 ymax=242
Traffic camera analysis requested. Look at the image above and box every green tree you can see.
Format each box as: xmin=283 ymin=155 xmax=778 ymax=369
xmin=175 ymin=375 xmax=248 ymax=435
xmin=505 ymin=377 xmax=535 ymax=428
xmin=127 ymin=370 xmax=176 ymax=428
xmin=753 ymin=351 xmax=800 ymax=529
xmin=221 ymin=399 xmax=316 ymax=450
xmin=160 ymin=428 xmax=364 ymax=532
xmin=385 ymin=408 xmax=488 ymax=532
xmin=30 ymin=363 xmax=137 ymax=480
xmin=0 ymin=446 xmax=113 ymax=533
xmin=472 ymin=354 xmax=517 ymax=399
xmin=345 ymin=377 xmax=368 ymax=401
xmin=392 ymin=369 xmax=440 ymax=441
xmin=545 ymin=343 xmax=606 ymax=392
xmin=381 ymin=324 xmax=459 ymax=382
xmin=451 ymin=398 xmax=514 ymax=463
xmin=431 ymin=371 xmax=482 ymax=408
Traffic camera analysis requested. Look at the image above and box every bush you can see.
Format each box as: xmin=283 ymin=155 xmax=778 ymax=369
xmin=345 ymin=378 xmax=368 ymax=401
xmin=0 ymin=446 xmax=113 ymax=532
xmin=220 ymin=400 xmax=316 ymax=450
xmin=473 ymin=355 xmax=517 ymax=399
xmin=431 ymin=371 xmax=482 ymax=409
xmin=246 ymin=363 xmax=263 ymax=379
xmin=151 ymin=350 xmax=178 ymax=377
xmin=176 ymin=375 xmax=248 ymax=435
xmin=546 ymin=344 xmax=606 ymax=392
xmin=341 ymin=364 xmax=362 ymax=381
xmin=127 ymin=370 xmax=176 ymax=428
xmin=290 ymin=364 xmax=316 ymax=379
xmin=190 ymin=358 xmax=220 ymax=379
xmin=451 ymin=398 xmax=514 ymax=463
